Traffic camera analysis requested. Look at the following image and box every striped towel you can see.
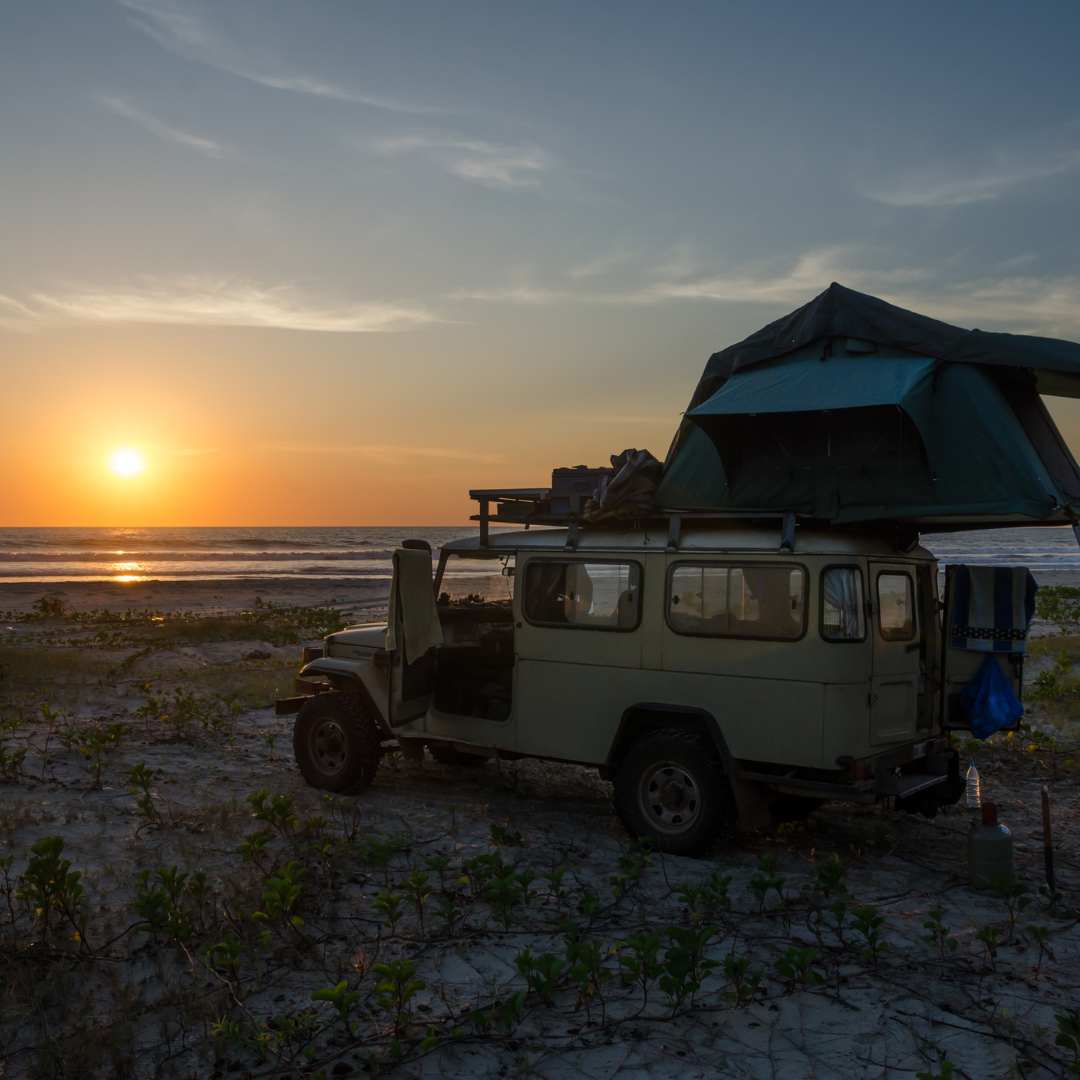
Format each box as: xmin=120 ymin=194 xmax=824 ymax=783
xmin=950 ymin=565 xmax=1037 ymax=654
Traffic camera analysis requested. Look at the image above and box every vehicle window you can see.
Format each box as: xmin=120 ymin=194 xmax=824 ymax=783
xmin=668 ymin=564 xmax=805 ymax=639
xmin=877 ymin=572 xmax=915 ymax=641
xmin=523 ymin=560 xmax=641 ymax=630
xmin=821 ymin=567 xmax=866 ymax=642
xmin=437 ymin=553 xmax=514 ymax=605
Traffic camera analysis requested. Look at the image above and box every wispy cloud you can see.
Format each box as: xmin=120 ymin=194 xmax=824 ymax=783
xmin=0 ymin=277 xmax=439 ymax=333
xmin=101 ymin=95 xmax=236 ymax=159
xmin=452 ymin=244 xmax=1080 ymax=339
xmin=370 ymin=132 xmax=552 ymax=190
xmin=863 ymin=128 xmax=1080 ymax=207
xmin=170 ymin=447 xmax=219 ymax=456
xmin=119 ymin=0 xmax=447 ymax=115
xmin=272 ymin=444 xmax=503 ymax=464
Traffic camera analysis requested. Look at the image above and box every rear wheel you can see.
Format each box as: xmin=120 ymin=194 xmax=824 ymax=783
xmin=613 ymin=728 xmax=736 ymax=857
xmin=427 ymin=742 xmax=488 ymax=767
xmin=293 ymin=692 xmax=383 ymax=795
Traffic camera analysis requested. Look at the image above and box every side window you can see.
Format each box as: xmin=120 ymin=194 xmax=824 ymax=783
xmin=668 ymin=564 xmax=805 ymax=639
xmin=877 ymin=572 xmax=915 ymax=641
xmin=821 ymin=567 xmax=866 ymax=642
xmin=523 ymin=560 xmax=641 ymax=630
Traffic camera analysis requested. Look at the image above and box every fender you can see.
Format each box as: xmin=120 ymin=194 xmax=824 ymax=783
xmin=607 ymin=702 xmax=770 ymax=831
xmin=298 ymin=657 xmax=390 ymax=734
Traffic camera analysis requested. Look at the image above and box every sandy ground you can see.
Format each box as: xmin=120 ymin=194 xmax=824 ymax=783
xmin=0 ymin=577 xmax=392 ymax=616
xmin=0 ymin=582 xmax=1078 ymax=1078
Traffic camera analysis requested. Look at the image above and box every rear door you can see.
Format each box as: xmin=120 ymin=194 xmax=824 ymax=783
xmin=514 ymin=555 xmax=643 ymax=763
xmin=869 ymin=563 xmax=920 ymax=745
xmin=940 ymin=564 xmax=1023 ymax=729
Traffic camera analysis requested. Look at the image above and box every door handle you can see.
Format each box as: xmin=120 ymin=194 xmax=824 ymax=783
xmin=867 ymin=693 xmax=879 ymax=706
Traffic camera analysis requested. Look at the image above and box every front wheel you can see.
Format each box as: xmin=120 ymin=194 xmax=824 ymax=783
xmin=293 ymin=692 xmax=383 ymax=795
xmin=613 ymin=728 xmax=736 ymax=857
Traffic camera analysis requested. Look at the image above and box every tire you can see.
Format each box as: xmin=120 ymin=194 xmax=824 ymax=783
xmin=613 ymin=728 xmax=736 ymax=857
xmin=427 ymin=742 xmax=488 ymax=767
xmin=770 ymin=794 xmax=826 ymax=823
xmin=293 ymin=692 xmax=383 ymax=795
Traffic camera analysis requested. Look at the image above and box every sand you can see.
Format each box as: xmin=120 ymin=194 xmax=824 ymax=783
xmin=0 ymin=579 xmax=1078 ymax=1077
xmin=0 ymin=576 xmax=392 ymax=616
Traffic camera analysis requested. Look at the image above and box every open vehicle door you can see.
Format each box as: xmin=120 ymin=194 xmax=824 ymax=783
xmin=940 ymin=564 xmax=1033 ymax=730
xmin=382 ymin=548 xmax=443 ymax=727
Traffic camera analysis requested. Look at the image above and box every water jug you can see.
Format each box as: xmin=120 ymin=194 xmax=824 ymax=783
xmin=968 ymin=802 xmax=1013 ymax=888
xmin=966 ymin=763 xmax=981 ymax=809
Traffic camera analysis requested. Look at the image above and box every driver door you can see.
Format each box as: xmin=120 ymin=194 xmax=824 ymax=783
xmin=385 ymin=549 xmax=442 ymax=727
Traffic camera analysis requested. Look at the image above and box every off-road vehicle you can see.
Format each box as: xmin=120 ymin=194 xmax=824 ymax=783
xmin=278 ymin=492 xmax=1022 ymax=856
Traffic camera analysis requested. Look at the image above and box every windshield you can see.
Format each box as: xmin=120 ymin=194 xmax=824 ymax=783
xmin=436 ymin=552 xmax=514 ymax=605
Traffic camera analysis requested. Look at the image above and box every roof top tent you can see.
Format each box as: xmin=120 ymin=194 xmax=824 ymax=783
xmin=656 ymin=283 xmax=1080 ymax=536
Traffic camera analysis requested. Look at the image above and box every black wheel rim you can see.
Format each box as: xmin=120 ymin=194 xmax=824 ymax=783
xmin=310 ymin=717 xmax=348 ymax=776
xmin=637 ymin=759 xmax=702 ymax=836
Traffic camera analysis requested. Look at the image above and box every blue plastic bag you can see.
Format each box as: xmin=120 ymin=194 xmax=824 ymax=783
xmin=960 ymin=655 xmax=1024 ymax=740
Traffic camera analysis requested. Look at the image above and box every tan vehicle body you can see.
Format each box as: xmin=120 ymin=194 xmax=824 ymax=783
xmin=290 ymin=523 xmax=1012 ymax=853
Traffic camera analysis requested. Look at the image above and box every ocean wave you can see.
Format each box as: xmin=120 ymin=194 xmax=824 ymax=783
xmin=0 ymin=550 xmax=400 ymax=563
xmin=0 ymin=567 xmax=396 ymax=580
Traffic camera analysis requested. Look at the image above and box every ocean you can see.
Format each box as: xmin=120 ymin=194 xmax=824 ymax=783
xmin=0 ymin=525 xmax=1077 ymax=585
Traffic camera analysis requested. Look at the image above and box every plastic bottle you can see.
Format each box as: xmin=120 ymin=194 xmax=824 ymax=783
xmin=966 ymin=762 xmax=981 ymax=809
xmin=968 ymin=802 xmax=1013 ymax=888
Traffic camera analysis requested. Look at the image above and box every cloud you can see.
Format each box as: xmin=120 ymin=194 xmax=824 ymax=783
xmin=371 ymin=132 xmax=552 ymax=190
xmin=119 ymin=0 xmax=447 ymax=115
xmin=452 ymin=244 xmax=1080 ymax=339
xmin=0 ymin=277 xmax=439 ymax=333
xmin=863 ymin=130 xmax=1080 ymax=207
xmin=272 ymin=444 xmax=503 ymax=464
xmin=101 ymin=95 xmax=236 ymax=159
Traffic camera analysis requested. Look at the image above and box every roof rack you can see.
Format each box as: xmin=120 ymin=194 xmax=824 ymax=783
xmin=468 ymin=487 xmax=799 ymax=553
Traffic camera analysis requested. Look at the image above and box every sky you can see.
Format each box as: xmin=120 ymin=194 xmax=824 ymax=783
xmin=4 ymin=0 xmax=1080 ymax=525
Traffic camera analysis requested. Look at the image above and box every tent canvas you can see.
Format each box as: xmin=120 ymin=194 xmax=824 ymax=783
xmin=657 ymin=284 xmax=1080 ymax=529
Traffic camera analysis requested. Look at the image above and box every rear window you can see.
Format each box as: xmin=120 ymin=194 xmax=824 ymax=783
xmin=878 ymin=572 xmax=915 ymax=641
xmin=667 ymin=564 xmax=806 ymax=639
xmin=522 ymin=560 xmax=642 ymax=630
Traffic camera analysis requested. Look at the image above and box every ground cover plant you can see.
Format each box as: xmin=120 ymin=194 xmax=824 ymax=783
xmin=0 ymin=604 xmax=1078 ymax=1077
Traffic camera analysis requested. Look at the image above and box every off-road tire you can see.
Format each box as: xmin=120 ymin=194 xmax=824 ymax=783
xmin=427 ymin=742 xmax=488 ymax=767
xmin=613 ymin=728 xmax=736 ymax=857
xmin=293 ymin=691 xmax=382 ymax=795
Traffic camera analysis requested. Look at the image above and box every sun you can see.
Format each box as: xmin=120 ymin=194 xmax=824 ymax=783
xmin=109 ymin=448 xmax=145 ymax=478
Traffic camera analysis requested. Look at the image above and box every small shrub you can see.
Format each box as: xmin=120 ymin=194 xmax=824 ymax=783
xmin=850 ymin=906 xmax=889 ymax=964
xmin=773 ymin=945 xmax=825 ymax=986
xmin=922 ymin=909 xmax=959 ymax=958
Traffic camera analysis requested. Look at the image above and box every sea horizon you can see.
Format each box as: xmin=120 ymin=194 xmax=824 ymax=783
xmin=0 ymin=524 xmax=1077 ymax=584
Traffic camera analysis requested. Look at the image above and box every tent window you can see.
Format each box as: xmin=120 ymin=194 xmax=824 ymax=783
xmin=877 ymin=572 xmax=915 ymax=641
xmin=523 ymin=560 xmax=641 ymax=631
xmin=667 ymin=564 xmax=805 ymax=640
xmin=821 ymin=567 xmax=866 ymax=642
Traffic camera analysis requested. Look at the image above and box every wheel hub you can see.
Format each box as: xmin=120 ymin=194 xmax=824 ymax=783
xmin=310 ymin=717 xmax=348 ymax=776
xmin=639 ymin=761 xmax=701 ymax=834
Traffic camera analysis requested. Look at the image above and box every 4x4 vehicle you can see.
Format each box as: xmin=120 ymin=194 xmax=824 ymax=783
xmin=279 ymin=514 xmax=1020 ymax=856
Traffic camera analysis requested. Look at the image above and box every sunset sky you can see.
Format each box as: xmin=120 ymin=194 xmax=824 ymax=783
xmin=4 ymin=1 xmax=1080 ymax=526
